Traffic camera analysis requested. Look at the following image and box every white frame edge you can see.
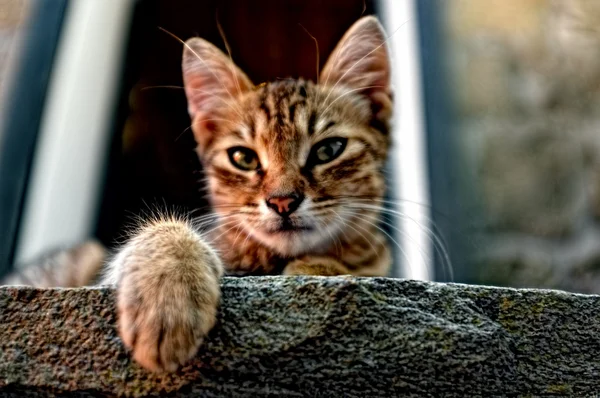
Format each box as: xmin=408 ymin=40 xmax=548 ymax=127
xmin=381 ymin=0 xmax=433 ymax=280
xmin=15 ymin=0 xmax=135 ymax=263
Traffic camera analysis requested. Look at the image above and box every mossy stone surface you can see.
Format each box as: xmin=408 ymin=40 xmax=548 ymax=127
xmin=1 ymin=276 xmax=600 ymax=396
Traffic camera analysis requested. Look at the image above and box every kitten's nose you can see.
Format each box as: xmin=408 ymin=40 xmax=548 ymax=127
xmin=266 ymin=193 xmax=304 ymax=217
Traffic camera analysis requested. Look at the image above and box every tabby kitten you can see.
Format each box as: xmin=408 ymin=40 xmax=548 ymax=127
xmin=5 ymin=16 xmax=393 ymax=372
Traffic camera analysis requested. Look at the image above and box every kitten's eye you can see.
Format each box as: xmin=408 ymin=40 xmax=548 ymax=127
xmin=309 ymin=137 xmax=348 ymax=165
xmin=227 ymin=147 xmax=260 ymax=171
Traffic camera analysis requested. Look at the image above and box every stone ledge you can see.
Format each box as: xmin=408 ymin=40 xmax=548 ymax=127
xmin=1 ymin=276 xmax=600 ymax=397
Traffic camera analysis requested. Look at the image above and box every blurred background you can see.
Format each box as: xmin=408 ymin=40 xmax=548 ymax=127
xmin=1 ymin=0 xmax=600 ymax=294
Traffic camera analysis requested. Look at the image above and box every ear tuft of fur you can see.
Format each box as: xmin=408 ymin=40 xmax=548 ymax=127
xmin=320 ymin=16 xmax=392 ymax=124
xmin=321 ymin=16 xmax=390 ymax=90
xmin=182 ymin=37 xmax=253 ymax=117
xmin=182 ymin=37 xmax=253 ymax=151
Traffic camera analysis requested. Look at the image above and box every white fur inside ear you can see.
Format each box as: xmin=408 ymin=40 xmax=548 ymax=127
xmin=181 ymin=37 xmax=254 ymax=150
xmin=320 ymin=16 xmax=390 ymax=94
xmin=182 ymin=37 xmax=253 ymax=119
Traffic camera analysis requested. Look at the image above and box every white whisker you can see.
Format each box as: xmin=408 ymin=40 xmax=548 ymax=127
xmin=316 ymin=216 xmax=342 ymax=257
xmin=331 ymin=209 xmax=380 ymax=263
xmin=298 ymin=23 xmax=320 ymax=85
xmin=216 ymin=16 xmax=243 ymax=98
xmin=344 ymin=202 xmax=453 ymax=281
xmin=343 ymin=208 xmax=417 ymax=278
xmin=159 ymin=27 xmax=242 ymax=116
xmin=176 ymin=117 xmax=234 ymax=142
xmin=205 ymin=218 xmax=242 ymax=243
xmin=353 ymin=209 xmax=436 ymax=280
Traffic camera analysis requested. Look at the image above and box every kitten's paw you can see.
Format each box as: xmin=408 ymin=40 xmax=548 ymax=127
xmin=283 ymin=256 xmax=351 ymax=276
xmin=113 ymin=220 xmax=222 ymax=372
xmin=118 ymin=273 xmax=218 ymax=372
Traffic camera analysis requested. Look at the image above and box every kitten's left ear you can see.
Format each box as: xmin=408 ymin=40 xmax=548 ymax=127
xmin=182 ymin=37 xmax=253 ymax=150
xmin=320 ymin=16 xmax=392 ymax=122
xmin=182 ymin=37 xmax=253 ymax=117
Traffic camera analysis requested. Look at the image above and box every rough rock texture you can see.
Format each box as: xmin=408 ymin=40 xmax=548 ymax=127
xmin=2 ymin=277 xmax=600 ymax=397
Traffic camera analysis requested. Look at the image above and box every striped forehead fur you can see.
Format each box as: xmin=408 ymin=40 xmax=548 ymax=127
xmin=182 ymin=16 xmax=393 ymax=274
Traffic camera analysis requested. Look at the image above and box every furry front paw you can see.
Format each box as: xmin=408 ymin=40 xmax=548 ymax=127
xmin=111 ymin=219 xmax=223 ymax=372
xmin=283 ymin=256 xmax=351 ymax=276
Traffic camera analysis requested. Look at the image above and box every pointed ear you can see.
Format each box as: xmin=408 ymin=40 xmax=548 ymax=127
xmin=182 ymin=37 xmax=253 ymax=148
xmin=320 ymin=16 xmax=392 ymax=122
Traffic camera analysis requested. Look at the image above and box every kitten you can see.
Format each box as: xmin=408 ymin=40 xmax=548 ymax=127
xmin=3 ymin=16 xmax=393 ymax=372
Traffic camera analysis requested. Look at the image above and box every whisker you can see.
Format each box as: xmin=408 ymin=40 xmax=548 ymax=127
xmin=343 ymin=202 xmax=453 ymax=281
xmin=343 ymin=198 xmax=442 ymax=235
xmin=176 ymin=125 xmax=193 ymax=142
xmin=204 ymin=218 xmax=241 ymax=242
xmin=231 ymin=219 xmax=248 ymax=247
xmin=240 ymin=222 xmax=256 ymax=249
xmin=158 ymin=26 xmax=243 ymax=116
xmin=322 ymin=29 xmax=357 ymax=88
xmin=191 ymin=212 xmax=218 ymax=223
xmin=140 ymin=84 xmax=242 ymax=120
xmin=309 ymin=208 xmax=342 ymax=217
xmin=329 ymin=211 xmax=353 ymax=246
xmin=316 ymin=216 xmax=342 ymax=257
xmin=306 ymin=201 xmax=339 ymax=211
xmin=140 ymin=85 xmax=185 ymax=91
xmin=216 ymin=13 xmax=243 ymax=98
xmin=188 ymin=86 xmax=247 ymax=116
xmin=311 ymin=198 xmax=450 ymax=278
xmin=211 ymin=203 xmax=256 ymax=210
xmin=175 ymin=117 xmax=234 ymax=142
xmin=331 ymin=209 xmax=380 ymax=263
xmin=198 ymin=217 xmax=233 ymax=235
xmin=344 ymin=209 xmax=418 ymax=278
xmin=341 ymin=218 xmax=385 ymax=266
xmin=322 ymin=195 xmax=454 ymax=227
xmin=193 ymin=214 xmax=237 ymax=232
xmin=354 ymin=209 xmax=440 ymax=280
xmin=344 ymin=203 xmax=448 ymax=261
xmin=298 ymin=23 xmax=320 ymax=84
xmin=193 ymin=210 xmax=236 ymax=224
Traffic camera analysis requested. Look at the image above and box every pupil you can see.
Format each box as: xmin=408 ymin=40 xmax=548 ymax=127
xmin=229 ymin=147 xmax=259 ymax=170
xmin=318 ymin=146 xmax=330 ymax=160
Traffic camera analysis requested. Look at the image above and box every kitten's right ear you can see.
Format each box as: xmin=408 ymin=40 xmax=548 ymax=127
xmin=320 ymin=16 xmax=392 ymax=124
xmin=182 ymin=38 xmax=253 ymax=147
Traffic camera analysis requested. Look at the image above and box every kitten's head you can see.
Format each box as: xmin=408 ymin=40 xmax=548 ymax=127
xmin=183 ymin=16 xmax=392 ymax=256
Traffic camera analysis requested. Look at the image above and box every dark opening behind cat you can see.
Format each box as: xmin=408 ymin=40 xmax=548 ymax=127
xmin=3 ymin=16 xmax=393 ymax=372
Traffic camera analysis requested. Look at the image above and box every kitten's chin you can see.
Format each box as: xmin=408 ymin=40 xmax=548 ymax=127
xmin=252 ymin=228 xmax=331 ymax=257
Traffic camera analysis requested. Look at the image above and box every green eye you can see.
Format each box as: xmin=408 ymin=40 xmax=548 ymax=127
xmin=309 ymin=137 xmax=348 ymax=165
xmin=227 ymin=147 xmax=260 ymax=171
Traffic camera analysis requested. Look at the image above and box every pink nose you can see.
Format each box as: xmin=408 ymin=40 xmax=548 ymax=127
xmin=266 ymin=194 xmax=304 ymax=217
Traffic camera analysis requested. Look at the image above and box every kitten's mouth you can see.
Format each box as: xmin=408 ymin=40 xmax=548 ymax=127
xmin=255 ymin=218 xmax=329 ymax=256
xmin=266 ymin=220 xmax=313 ymax=234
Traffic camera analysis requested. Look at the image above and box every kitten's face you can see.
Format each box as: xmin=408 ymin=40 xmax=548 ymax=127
xmin=183 ymin=16 xmax=392 ymax=256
